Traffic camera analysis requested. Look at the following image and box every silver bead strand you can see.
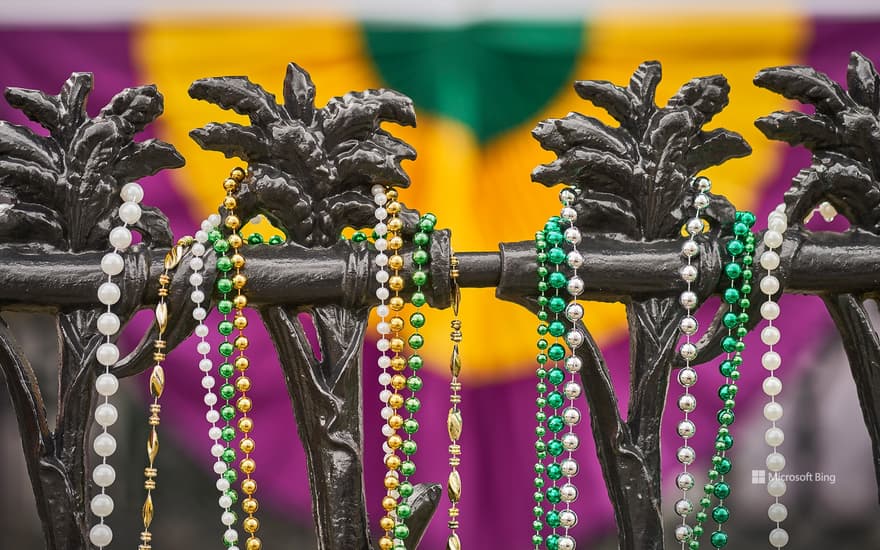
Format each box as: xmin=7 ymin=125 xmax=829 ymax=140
xmin=191 ymin=214 xmax=241 ymax=550
xmin=761 ymin=204 xmax=790 ymax=548
xmin=89 ymin=181 xmax=143 ymax=548
xmin=559 ymin=186 xmax=582 ymax=550
xmin=674 ymin=175 xmax=711 ymax=546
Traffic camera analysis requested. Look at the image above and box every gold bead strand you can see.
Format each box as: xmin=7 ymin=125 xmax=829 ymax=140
xmin=222 ymin=168 xmax=263 ymax=550
xmin=379 ymin=189 xmax=406 ymax=550
xmin=138 ymin=236 xmax=193 ymax=550
xmin=447 ymin=255 xmax=463 ymax=550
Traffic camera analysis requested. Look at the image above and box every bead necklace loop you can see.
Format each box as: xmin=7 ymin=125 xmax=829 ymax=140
xmin=674 ymin=175 xmax=712 ymax=546
xmin=691 ymin=210 xmax=756 ymax=549
xmin=393 ymin=212 xmax=435 ymax=548
xmin=377 ymin=185 xmax=405 ymax=550
xmin=225 ymin=168 xmax=263 ymax=550
xmin=530 ymin=184 xmax=585 ymax=550
xmin=89 ymin=180 xmax=144 ymax=549
xmin=137 ymin=235 xmax=194 ymax=550
xmin=446 ymin=255 xmax=463 ymax=550
xmin=557 ymin=186 xmax=583 ymax=550
xmin=205 ymin=166 xmax=253 ymax=549
xmin=531 ymin=215 xmax=556 ymax=549
xmin=761 ymin=204 xmax=790 ymax=549
xmin=192 ymin=210 xmax=243 ymax=548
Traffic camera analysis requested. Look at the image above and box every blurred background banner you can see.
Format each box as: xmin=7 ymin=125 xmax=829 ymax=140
xmin=2 ymin=2 xmax=880 ymax=548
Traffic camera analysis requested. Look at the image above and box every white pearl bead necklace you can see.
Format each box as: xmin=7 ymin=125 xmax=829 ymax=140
xmin=191 ymin=215 xmax=240 ymax=550
xmin=558 ymin=187 xmax=583 ymax=548
xmin=371 ymin=184 xmax=393 ymax=447
xmin=89 ymin=182 xmax=144 ymax=548
xmin=760 ymin=204 xmax=789 ymax=548
xmin=674 ymin=176 xmax=711 ymax=544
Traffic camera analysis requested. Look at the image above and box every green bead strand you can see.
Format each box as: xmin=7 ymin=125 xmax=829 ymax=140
xmin=396 ymin=214 xmax=435 ymax=548
xmin=694 ymin=212 xmax=755 ymax=546
xmin=213 ymin=222 xmax=239 ymax=513
xmin=532 ymin=225 xmax=551 ymax=547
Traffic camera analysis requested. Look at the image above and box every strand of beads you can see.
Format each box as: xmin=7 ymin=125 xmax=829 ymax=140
xmin=674 ymin=175 xmax=712 ymax=546
xmin=246 ymin=232 xmax=285 ymax=246
xmin=446 ymin=255 xmax=463 ymax=550
xmin=761 ymin=204 xmax=789 ymax=549
xmin=378 ymin=189 xmax=406 ymax=550
xmin=371 ymin=184 xmax=397 ymax=547
xmin=370 ymin=185 xmax=392 ymax=419
xmin=555 ymin=186 xmax=584 ymax=550
xmin=137 ymin=236 xmax=193 ymax=550
xmin=532 ymin=218 xmax=555 ymax=549
xmin=692 ymin=210 xmax=756 ymax=549
xmin=89 ymin=181 xmax=143 ymax=549
xmin=192 ymin=212 xmax=242 ymax=549
xmin=218 ymin=169 xmax=262 ymax=550
xmin=208 ymin=168 xmax=250 ymax=549
xmin=539 ymin=213 xmax=572 ymax=550
xmin=372 ymin=185 xmax=396 ymax=544
xmin=393 ymin=212 xmax=435 ymax=549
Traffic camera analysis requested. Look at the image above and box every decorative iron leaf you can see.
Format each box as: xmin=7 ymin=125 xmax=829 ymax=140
xmin=678 ymin=189 xmax=737 ymax=236
xmin=667 ymin=75 xmax=730 ymax=125
xmin=573 ymin=191 xmax=641 ymax=239
xmin=0 ymin=122 xmax=58 ymax=169
xmin=645 ymin=109 xmax=693 ymax=200
xmin=283 ymin=62 xmax=317 ymax=125
xmin=268 ymin=121 xmax=331 ymax=181
xmin=189 ymin=76 xmax=288 ymax=127
xmin=0 ymin=159 xmax=58 ymax=192
xmin=99 ymin=85 xmax=164 ymax=136
xmin=755 ymin=110 xmax=840 ymax=150
xmin=84 ymin=203 xmax=173 ymax=250
xmin=321 ymin=89 xmax=416 ymax=150
xmin=69 ymin=120 xmax=124 ymax=199
xmin=189 ymin=122 xmax=269 ymax=161
xmin=244 ymin=166 xmax=314 ymax=245
xmin=644 ymin=109 xmax=696 ymax=238
xmin=573 ymin=80 xmax=633 ymax=128
xmin=0 ymin=201 xmax=64 ymax=247
xmin=847 ymin=51 xmax=880 ymax=114
xmin=532 ymin=113 xmax=630 ymax=157
xmin=629 ymin=61 xmax=662 ymax=113
xmin=113 ymin=139 xmax=185 ymax=182
xmin=754 ymin=65 xmax=851 ymax=115
xmin=316 ymin=190 xmax=376 ymax=244
xmin=58 ymin=73 xmax=92 ymax=136
xmin=532 ymin=148 xmax=636 ymax=195
xmin=128 ymin=205 xmax=174 ymax=249
xmin=3 ymin=87 xmax=61 ymax=137
xmin=686 ymin=128 xmax=752 ymax=174
xmin=333 ymin=131 xmax=415 ymax=188
xmin=784 ymin=154 xmax=880 ymax=232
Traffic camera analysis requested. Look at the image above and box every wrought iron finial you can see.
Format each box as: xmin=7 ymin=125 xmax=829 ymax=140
xmin=189 ymin=62 xmax=440 ymax=550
